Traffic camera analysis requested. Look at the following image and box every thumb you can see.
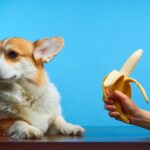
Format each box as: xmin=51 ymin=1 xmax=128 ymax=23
xmin=112 ymin=90 xmax=133 ymax=109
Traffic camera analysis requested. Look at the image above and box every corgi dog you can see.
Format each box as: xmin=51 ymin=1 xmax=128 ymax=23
xmin=0 ymin=37 xmax=84 ymax=139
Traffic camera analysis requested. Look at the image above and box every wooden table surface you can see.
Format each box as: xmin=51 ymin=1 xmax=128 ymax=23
xmin=1 ymin=126 xmax=150 ymax=150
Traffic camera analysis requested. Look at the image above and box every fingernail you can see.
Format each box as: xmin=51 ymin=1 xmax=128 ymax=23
xmin=116 ymin=112 xmax=120 ymax=115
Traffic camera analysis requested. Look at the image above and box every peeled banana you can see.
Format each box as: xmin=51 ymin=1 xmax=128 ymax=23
xmin=102 ymin=49 xmax=148 ymax=123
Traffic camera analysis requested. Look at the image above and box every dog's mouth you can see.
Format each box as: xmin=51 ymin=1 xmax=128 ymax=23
xmin=0 ymin=75 xmax=17 ymax=82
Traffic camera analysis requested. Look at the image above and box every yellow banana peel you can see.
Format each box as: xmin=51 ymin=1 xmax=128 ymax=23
xmin=102 ymin=49 xmax=149 ymax=123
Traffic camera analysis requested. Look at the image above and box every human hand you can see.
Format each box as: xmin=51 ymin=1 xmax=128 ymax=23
xmin=104 ymin=90 xmax=144 ymax=124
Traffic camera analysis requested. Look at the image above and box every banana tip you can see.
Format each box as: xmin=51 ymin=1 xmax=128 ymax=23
xmin=136 ymin=49 xmax=143 ymax=55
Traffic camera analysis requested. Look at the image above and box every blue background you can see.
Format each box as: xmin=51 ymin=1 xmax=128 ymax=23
xmin=0 ymin=0 xmax=150 ymax=126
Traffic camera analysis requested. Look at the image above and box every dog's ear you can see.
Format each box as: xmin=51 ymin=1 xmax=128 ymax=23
xmin=33 ymin=37 xmax=64 ymax=63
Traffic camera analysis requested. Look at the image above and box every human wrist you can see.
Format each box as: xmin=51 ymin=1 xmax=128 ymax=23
xmin=131 ymin=109 xmax=150 ymax=130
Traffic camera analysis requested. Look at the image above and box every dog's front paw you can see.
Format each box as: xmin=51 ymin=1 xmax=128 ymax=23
xmin=58 ymin=123 xmax=85 ymax=136
xmin=8 ymin=121 xmax=43 ymax=139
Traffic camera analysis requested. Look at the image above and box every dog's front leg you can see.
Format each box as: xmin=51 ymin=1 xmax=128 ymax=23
xmin=51 ymin=115 xmax=85 ymax=135
xmin=8 ymin=120 xmax=43 ymax=139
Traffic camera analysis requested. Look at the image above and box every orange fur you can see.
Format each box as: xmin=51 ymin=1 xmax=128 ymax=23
xmin=4 ymin=38 xmax=34 ymax=56
xmin=0 ymin=118 xmax=16 ymax=137
xmin=0 ymin=38 xmax=45 ymax=86
xmin=34 ymin=64 xmax=45 ymax=86
xmin=26 ymin=64 xmax=45 ymax=86
xmin=0 ymin=37 xmax=63 ymax=86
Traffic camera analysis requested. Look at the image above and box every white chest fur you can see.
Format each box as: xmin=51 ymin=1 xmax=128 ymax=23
xmin=0 ymin=77 xmax=61 ymax=132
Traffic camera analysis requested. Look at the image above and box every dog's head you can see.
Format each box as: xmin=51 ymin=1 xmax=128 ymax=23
xmin=0 ymin=37 xmax=64 ymax=85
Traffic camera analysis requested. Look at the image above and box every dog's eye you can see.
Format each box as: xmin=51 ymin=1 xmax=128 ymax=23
xmin=7 ymin=50 xmax=18 ymax=59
